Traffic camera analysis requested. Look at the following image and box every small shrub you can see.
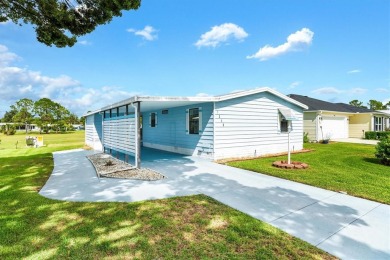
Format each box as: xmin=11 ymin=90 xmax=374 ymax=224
xmin=6 ymin=125 xmax=16 ymax=135
xmin=105 ymin=160 xmax=114 ymax=166
xmin=377 ymin=131 xmax=390 ymax=139
xmin=365 ymin=131 xmax=377 ymax=140
xmin=375 ymin=136 xmax=390 ymax=166
xmin=303 ymin=132 xmax=310 ymax=143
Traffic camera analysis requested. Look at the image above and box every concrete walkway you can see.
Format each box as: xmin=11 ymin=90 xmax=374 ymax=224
xmin=333 ymin=138 xmax=379 ymax=145
xmin=40 ymin=148 xmax=390 ymax=259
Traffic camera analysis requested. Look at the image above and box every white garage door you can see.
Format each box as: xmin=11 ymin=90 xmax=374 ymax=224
xmin=320 ymin=116 xmax=348 ymax=139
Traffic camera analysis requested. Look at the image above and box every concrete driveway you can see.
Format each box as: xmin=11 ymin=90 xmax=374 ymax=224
xmin=333 ymin=138 xmax=379 ymax=145
xmin=40 ymin=148 xmax=390 ymax=259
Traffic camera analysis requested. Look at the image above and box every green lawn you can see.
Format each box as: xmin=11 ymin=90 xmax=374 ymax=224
xmin=0 ymin=132 xmax=334 ymax=259
xmin=228 ymin=142 xmax=390 ymax=204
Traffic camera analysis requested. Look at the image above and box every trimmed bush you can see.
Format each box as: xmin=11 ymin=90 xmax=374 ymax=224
xmin=377 ymin=131 xmax=390 ymax=139
xmin=365 ymin=131 xmax=377 ymax=139
xmin=375 ymin=136 xmax=390 ymax=166
xmin=365 ymin=131 xmax=390 ymax=140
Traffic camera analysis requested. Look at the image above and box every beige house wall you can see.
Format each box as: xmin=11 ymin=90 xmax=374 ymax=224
xmin=349 ymin=114 xmax=371 ymax=138
xmin=303 ymin=112 xmax=317 ymax=141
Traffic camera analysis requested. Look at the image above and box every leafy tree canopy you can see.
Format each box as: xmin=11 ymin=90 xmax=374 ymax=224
xmin=349 ymin=99 xmax=366 ymax=108
xmin=11 ymin=98 xmax=34 ymax=133
xmin=1 ymin=109 xmax=17 ymax=123
xmin=0 ymin=0 xmax=141 ymax=47
xmin=367 ymin=100 xmax=388 ymax=110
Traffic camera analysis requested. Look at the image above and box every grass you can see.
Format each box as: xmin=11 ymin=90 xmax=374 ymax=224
xmin=0 ymin=131 xmax=334 ymax=259
xmin=228 ymin=142 xmax=390 ymax=204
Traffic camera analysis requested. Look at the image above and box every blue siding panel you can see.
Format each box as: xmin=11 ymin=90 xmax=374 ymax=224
xmin=142 ymin=102 xmax=214 ymax=157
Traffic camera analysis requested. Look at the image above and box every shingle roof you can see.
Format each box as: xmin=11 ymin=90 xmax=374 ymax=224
xmin=287 ymin=94 xmax=376 ymax=113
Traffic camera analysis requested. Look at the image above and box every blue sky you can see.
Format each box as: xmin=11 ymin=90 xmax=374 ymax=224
xmin=0 ymin=0 xmax=389 ymax=117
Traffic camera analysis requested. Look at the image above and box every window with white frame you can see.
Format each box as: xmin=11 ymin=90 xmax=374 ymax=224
xmin=374 ymin=116 xmax=383 ymax=131
xmin=150 ymin=112 xmax=157 ymax=127
xmin=278 ymin=108 xmax=295 ymax=133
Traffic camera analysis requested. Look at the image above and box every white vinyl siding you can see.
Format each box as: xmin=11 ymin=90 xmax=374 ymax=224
xmin=213 ymin=92 xmax=303 ymax=160
xmin=85 ymin=114 xmax=103 ymax=151
xmin=103 ymin=116 xmax=136 ymax=155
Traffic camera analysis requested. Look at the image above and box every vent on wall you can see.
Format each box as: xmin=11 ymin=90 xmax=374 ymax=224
xmin=162 ymin=110 xmax=168 ymax=114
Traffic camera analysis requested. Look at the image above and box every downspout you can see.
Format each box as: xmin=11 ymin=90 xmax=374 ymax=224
xmin=213 ymin=102 xmax=216 ymax=160
xmin=131 ymin=102 xmax=141 ymax=169
xmin=101 ymin=112 xmax=104 ymax=152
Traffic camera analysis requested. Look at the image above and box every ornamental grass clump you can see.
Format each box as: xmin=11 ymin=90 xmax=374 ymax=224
xmin=375 ymin=136 xmax=390 ymax=166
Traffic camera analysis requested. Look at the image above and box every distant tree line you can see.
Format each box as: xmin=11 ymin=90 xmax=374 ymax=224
xmin=1 ymin=98 xmax=84 ymax=134
xmin=349 ymin=99 xmax=390 ymax=110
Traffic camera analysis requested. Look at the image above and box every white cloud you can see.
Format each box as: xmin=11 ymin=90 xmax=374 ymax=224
xmin=376 ymin=88 xmax=389 ymax=93
xmin=349 ymin=88 xmax=367 ymax=94
xmin=311 ymin=87 xmax=343 ymax=95
xmin=127 ymin=26 xmax=158 ymax=41
xmin=247 ymin=28 xmax=314 ymax=61
xmin=0 ymin=44 xmax=20 ymax=65
xmin=289 ymin=81 xmax=301 ymax=89
xmin=0 ymin=45 xmax=140 ymax=116
xmin=347 ymin=69 xmax=361 ymax=74
xmin=78 ymin=40 xmax=91 ymax=45
xmin=195 ymin=23 xmax=248 ymax=48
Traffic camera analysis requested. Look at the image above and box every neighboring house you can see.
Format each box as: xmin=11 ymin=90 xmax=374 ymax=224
xmin=288 ymin=94 xmax=390 ymax=141
xmin=84 ymin=87 xmax=307 ymax=164
xmin=378 ymin=110 xmax=390 ymax=130
xmin=0 ymin=123 xmax=41 ymax=132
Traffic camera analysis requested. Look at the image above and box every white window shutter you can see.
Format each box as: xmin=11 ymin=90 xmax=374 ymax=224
xmin=185 ymin=109 xmax=189 ymax=134
xmin=198 ymin=107 xmax=202 ymax=134
xmin=149 ymin=113 xmax=152 ymax=126
xmin=155 ymin=113 xmax=158 ymax=126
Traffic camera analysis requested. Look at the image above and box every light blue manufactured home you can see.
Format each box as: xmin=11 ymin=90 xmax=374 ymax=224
xmin=84 ymin=87 xmax=308 ymax=167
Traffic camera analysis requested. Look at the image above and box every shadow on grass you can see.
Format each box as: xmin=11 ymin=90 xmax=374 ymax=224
xmin=3 ymin=149 xmax=388 ymax=259
xmin=362 ymin=157 xmax=382 ymax=165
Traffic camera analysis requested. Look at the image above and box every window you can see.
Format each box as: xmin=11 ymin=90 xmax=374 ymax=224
xmin=375 ymin=116 xmax=383 ymax=131
xmin=118 ymin=106 xmax=126 ymax=117
xmin=278 ymin=108 xmax=295 ymax=133
xmin=111 ymin=108 xmax=117 ymax=118
xmin=150 ymin=112 xmax=157 ymax=127
xmin=189 ymin=108 xmax=199 ymax=134
xmin=280 ymin=118 xmax=289 ymax=133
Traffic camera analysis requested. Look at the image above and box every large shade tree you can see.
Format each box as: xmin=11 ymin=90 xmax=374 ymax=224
xmin=0 ymin=0 xmax=141 ymax=47
xmin=11 ymin=98 xmax=35 ymax=133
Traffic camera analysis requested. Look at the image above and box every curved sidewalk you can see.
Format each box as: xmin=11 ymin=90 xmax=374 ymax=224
xmin=40 ymin=148 xmax=390 ymax=259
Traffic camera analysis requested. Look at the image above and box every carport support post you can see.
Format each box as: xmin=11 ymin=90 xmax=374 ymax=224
xmin=135 ymin=101 xmax=141 ymax=169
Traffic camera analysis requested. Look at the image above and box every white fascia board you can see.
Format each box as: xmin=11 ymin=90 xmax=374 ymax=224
xmin=312 ymin=110 xmax=374 ymax=116
xmin=374 ymin=110 xmax=390 ymax=117
xmin=83 ymin=109 xmax=102 ymax=117
xmin=215 ymin=87 xmax=308 ymax=109
xmin=137 ymin=96 xmax=215 ymax=102
xmin=100 ymin=96 xmax=137 ymax=111
xmin=96 ymin=87 xmax=308 ymax=112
